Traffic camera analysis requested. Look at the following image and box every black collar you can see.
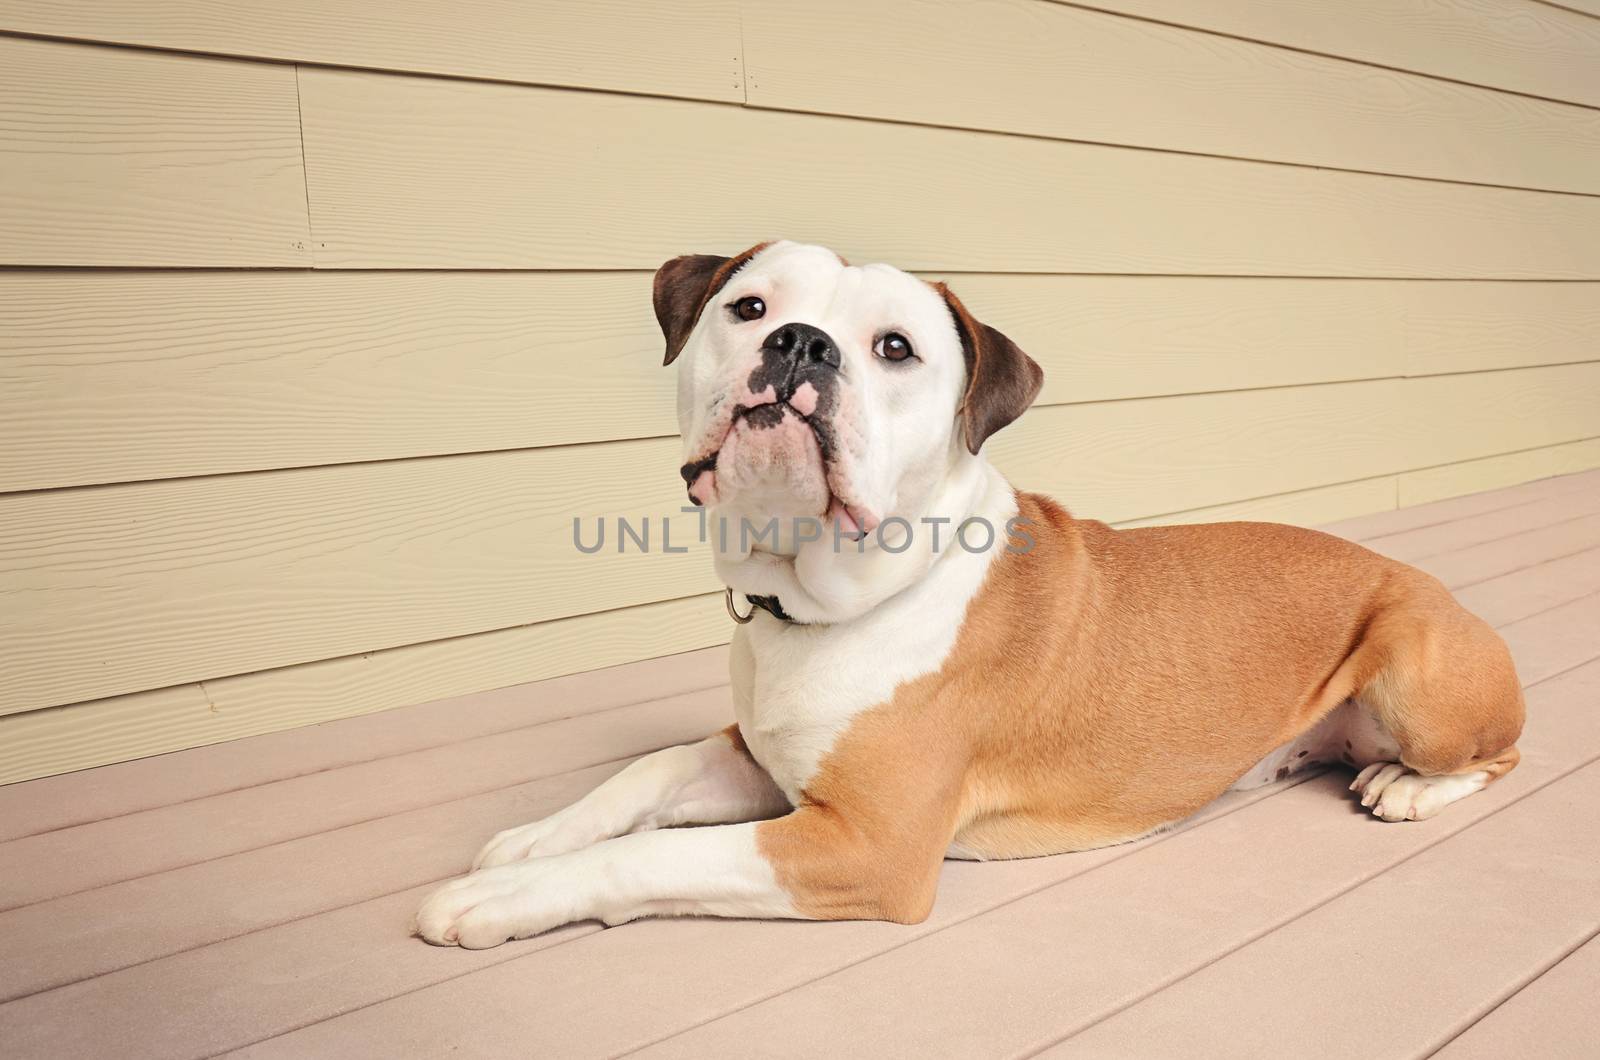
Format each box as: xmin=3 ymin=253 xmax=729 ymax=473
xmin=745 ymin=594 xmax=798 ymax=623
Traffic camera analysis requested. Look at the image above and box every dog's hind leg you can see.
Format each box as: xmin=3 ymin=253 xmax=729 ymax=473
xmin=1345 ymin=574 xmax=1525 ymax=822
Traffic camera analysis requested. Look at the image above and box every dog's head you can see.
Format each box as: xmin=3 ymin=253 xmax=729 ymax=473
xmin=655 ymin=241 xmax=1042 ymax=544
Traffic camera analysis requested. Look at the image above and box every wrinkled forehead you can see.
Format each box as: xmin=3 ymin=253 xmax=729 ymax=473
xmin=739 ymin=243 xmax=954 ymax=336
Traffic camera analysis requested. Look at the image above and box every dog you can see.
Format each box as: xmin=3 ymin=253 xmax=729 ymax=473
xmin=416 ymin=240 xmax=1524 ymax=948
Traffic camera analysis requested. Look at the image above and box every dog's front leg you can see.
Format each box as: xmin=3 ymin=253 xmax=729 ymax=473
xmin=416 ymin=791 xmax=958 ymax=948
xmin=472 ymin=725 xmax=789 ymax=869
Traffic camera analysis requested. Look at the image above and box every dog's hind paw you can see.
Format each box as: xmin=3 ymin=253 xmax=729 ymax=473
xmin=1349 ymin=762 xmax=1488 ymax=822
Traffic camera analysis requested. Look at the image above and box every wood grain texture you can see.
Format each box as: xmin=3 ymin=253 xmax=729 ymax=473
xmin=1398 ymin=436 xmax=1600 ymax=506
xmin=1404 ymin=282 xmax=1600 ymax=375
xmin=295 ymin=66 xmax=1600 ymax=275
xmin=2 ymin=271 xmax=1519 ymax=493
xmin=744 ymin=0 xmax=1600 ymax=193
xmin=0 ymin=437 xmax=709 ymax=717
xmin=1076 ymin=0 xmax=1600 ymax=110
xmin=0 ymin=0 xmax=744 ymax=103
xmin=0 ymin=271 xmax=673 ymax=492
xmin=0 ymin=595 xmax=726 ymax=787
xmin=1543 ymin=0 xmax=1600 ymax=18
xmin=991 ymin=362 xmax=1600 ymax=525
xmin=5 ymin=362 xmax=1598 ymax=719
xmin=1113 ymin=476 xmax=1397 ymax=530
xmin=0 ymin=36 xmax=309 ymax=266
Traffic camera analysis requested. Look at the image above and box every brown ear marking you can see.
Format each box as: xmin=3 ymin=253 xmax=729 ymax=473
xmin=653 ymin=242 xmax=773 ymax=366
xmin=934 ymin=281 xmax=1045 ymax=454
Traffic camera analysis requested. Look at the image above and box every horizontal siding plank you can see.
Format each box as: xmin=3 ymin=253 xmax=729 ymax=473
xmin=6 ymin=271 xmax=1593 ymax=493
xmin=1113 ymin=476 xmax=1397 ymax=530
xmin=0 ymin=595 xmax=727 ymax=788
xmin=0 ymin=437 xmax=710 ymax=717
xmin=0 ymin=0 xmax=743 ymax=103
xmin=956 ymin=276 xmax=1404 ymax=403
xmin=11 ymin=454 xmax=1591 ymax=785
xmin=1404 ymin=282 xmax=1600 ymax=375
xmin=0 ymin=272 xmax=1419 ymax=492
xmin=1077 ymin=0 xmax=1600 ymax=110
xmin=745 ymin=0 xmax=1600 ymax=193
xmin=5 ymin=363 xmax=1598 ymax=717
xmin=991 ymin=362 xmax=1600 ymax=523
xmin=295 ymin=66 xmax=1600 ymax=275
xmin=0 ymin=271 xmax=672 ymax=492
xmin=0 ymin=36 xmax=309 ymax=266
xmin=1398 ymin=436 xmax=1600 ymax=506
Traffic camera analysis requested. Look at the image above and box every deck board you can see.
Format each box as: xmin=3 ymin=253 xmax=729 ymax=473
xmin=1433 ymin=933 xmax=1600 ymax=1060
xmin=0 ymin=646 xmax=727 ymax=845
xmin=1044 ymin=763 xmax=1600 ymax=1058
xmin=5 ymin=483 xmax=1582 ymax=912
xmin=227 ymin=662 xmax=1600 ymax=1060
xmin=1 ymin=475 xmax=1597 ymax=1058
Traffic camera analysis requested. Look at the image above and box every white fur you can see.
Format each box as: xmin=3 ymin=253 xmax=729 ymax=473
xmin=732 ymin=463 xmax=1017 ymax=801
xmin=417 ymin=242 xmax=1006 ymax=946
xmin=470 ymin=733 xmax=791 ymax=870
xmin=682 ymin=242 xmax=978 ymax=624
xmin=1350 ymin=763 xmax=1489 ymax=822
xmin=1231 ymin=698 xmax=1403 ymax=791
xmin=416 ymin=825 xmax=798 ymax=948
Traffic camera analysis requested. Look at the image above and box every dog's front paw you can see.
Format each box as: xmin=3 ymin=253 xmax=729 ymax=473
xmin=413 ymin=862 xmax=580 ymax=949
xmin=472 ymin=813 xmax=597 ymax=870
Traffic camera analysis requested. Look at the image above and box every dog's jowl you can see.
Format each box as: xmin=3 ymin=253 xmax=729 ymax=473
xmin=415 ymin=241 xmax=1523 ymax=948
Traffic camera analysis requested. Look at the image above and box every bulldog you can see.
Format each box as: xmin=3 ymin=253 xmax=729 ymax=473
xmin=416 ymin=241 xmax=1524 ymax=948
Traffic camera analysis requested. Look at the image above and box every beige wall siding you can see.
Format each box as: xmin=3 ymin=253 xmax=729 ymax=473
xmin=10 ymin=272 xmax=1598 ymax=493
xmin=292 ymin=66 xmax=1600 ymax=273
xmin=2 ymin=1 xmax=1598 ymax=781
xmin=0 ymin=36 xmax=309 ymax=266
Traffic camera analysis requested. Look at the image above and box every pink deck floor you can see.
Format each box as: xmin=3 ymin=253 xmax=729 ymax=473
xmin=2 ymin=471 xmax=1598 ymax=1058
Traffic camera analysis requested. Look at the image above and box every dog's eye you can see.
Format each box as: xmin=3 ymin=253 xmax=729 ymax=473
xmin=731 ymin=296 xmax=766 ymax=322
xmin=875 ymin=332 xmax=915 ymax=363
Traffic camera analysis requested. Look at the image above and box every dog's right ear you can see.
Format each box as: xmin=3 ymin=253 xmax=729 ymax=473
xmin=652 ymin=243 xmax=770 ymax=366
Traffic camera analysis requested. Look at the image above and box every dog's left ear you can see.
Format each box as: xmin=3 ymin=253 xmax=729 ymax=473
xmin=935 ymin=282 xmax=1045 ymax=455
xmin=652 ymin=242 xmax=771 ymax=366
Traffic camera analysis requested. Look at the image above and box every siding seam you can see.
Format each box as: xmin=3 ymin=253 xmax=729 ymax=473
xmin=1040 ymin=0 xmax=1600 ymax=114
xmin=1 ymin=27 xmax=1595 ymax=199
xmin=291 ymin=65 xmax=318 ymax=262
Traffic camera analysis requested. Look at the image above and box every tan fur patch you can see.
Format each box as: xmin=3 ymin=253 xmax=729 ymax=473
xmin=757 ymin=493 xmax=1524 ymax=921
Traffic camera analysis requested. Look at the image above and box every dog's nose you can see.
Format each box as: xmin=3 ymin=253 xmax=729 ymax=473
xmin=761 ymin=322 xmax=841 ymax=370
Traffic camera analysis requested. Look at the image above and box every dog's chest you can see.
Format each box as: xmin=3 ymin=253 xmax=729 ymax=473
xmin=729 ymin=580 xmax=981 ymax=802
xmin=732 ymin=629 xmax=889 ymax=802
